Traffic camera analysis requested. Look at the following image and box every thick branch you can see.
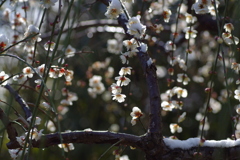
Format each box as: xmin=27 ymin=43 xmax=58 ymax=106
xmin=4 ymin=84 xmax=32 ymax=119
xmin=7 ymin=130 xmax=143 ymax=149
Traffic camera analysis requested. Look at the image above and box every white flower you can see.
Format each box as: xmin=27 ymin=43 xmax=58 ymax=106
xmin=120 ymin=54 xmax=129 ymax=64
xmin=184 ymin=27 xmax=197 ymax=39
xmin=165 ymin=41 xmax=176 ymax=51
xmin=89 ymin=75 xmax=102 ymax=87
xmin=177 ymin=73 xmax=190 ymax=85
xmin=105 ymin=0 xmax=123 ymax=19
xmin=162 ymin=8 xmax=172 ymax=23
xmin=115 ymin=76 xmax=131 ymax=86
xmin=27 ymin=116 xmax=42 ymax=125
xmin=222 ymin=32 xmax=239 ymax=45
xmin=22 ymin=67 xmax=34 ymax=78
xmin=16 ymin=136 xmax=26 ymax=147
xmin=127 ymin=16 xmax=146 ymax=39
xmin=236 ymin=105 xmax=240 ymax=115
xmin=185 ymin=13 xmax=196 ymax=24
xmin=173 ymin=87 xmax=188 ymax=98
xmin=40 ymin=0 xmax=58 ymax=8
xmin=36 ymin=64 xmax=46 ymax=76
xmin=170 ymin=123 xmax=182 ymax=133
xmin=24 ymin=25 xmax=41 ymax=43
xmin=0 ymin=71 xmax=9 ymax=86
xmin=65 ymin=45 xmax=76 ymax=58
xmin=112 ymin=93 xmax=126 ymax=103
xmin=234 ymin=89 xmax=240 ymax=101
xmin=123 ymin=38 xmax=137 ymax=50
xmin=111 ymin=83 xmax=122 ymax=94
xmin=13 ymin=74 xmax=27 ymax=83
xmin=44 ymin=41 xmax=55 ymax=51
xmin=224 ymin=23 xmax=234 ymax=32
xmin=119 ymin=67 xmax=132 ymax=76
xmin=192 ymin=2 xmax=209 ymax=14
xmin=58 ymin=143 xmax=75 ymax=152
xmin=28 ymin=128 xmax=43 ymax=141
xmin=130 ymin=107 xmax=143 ymax=126
xmin=161 ymin=101 xmax=175 ymax=111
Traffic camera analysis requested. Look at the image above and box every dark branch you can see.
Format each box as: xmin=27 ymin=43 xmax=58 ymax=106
xmin=7 ymin=130 xmax=143 ymax=149
xmin=4 ymin=84 xmax=32 ymax=119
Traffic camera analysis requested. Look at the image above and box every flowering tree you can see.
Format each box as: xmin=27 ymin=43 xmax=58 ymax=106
xmin=1 ymin=0 xmax=240 ymax=159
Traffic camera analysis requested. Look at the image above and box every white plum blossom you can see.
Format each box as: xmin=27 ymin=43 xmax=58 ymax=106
xmin=115 ymin=76 xmax=131 ymax=86
xmin=16 ymin=136 xmax=27 ymax=147
xmin=44 ymin=41 xmax=55 ymax=51
xmin=184 ymin=27 xmax=198 ymax=39
xmin=127 ymin=16 xmax=146 ymax=39
xmin=28 ymin=128 xmax=43 ymax=141
xmin=177 ymin=73 xmax=190 ymax=85
xmin=107 ymin=39 xmax=122 ymax=54
xmin=0 ymin=71 xmax=9 ymax=86
xmin=162 ymin=8 xmax=172 ymax=23
xmin=165 ymin=41 xmax=176 ymax=51
xmin=130 ymin=107 xmax=143 ymax=126
xmin=222 ymin=32 xmax=239 ymax=45
xmin=22 ymin=67 xmax=34 ymax=78
xmin=123 ymin=38 xmax=137 ymax=50
xmin=192 ymin=0 xmax=210 ymax=14
xmin=112 ymin=93 xmax=126 ymax=103
xmin=105 ymin=0 xmax=123 ymax=19
xmin=9 ymin=148 xmax=27 ymax=160
xmin=170 ymin=123 xmax=183 ymax=133
xmin=119 ymin=67 xmax=132 ymax=76
xmin=65 ymin=45 xmax=76 ymax=58
xmin=24 ymin=25 xmax=41 ymax=43
xmin=173 ymin=87 xmax=188 ymax=98
xmin=224 ymin=23 xmax=234 ymax=33
xmin=234 ymin=89 xmax=240 ymax=101
xmin=58 ymin=143 xmax=75 ymax=152
xmin=161 ymin=101 xmax=175 ymax=111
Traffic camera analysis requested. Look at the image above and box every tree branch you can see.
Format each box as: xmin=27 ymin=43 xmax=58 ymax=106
xmin=4 ymin=84 xmax=32 ymax=119
xmin=6 ymin=130 xmax=143 ymax=149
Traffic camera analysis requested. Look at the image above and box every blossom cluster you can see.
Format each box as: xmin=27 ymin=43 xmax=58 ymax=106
xmin=111 ymin=67 xmax=132 ymax=103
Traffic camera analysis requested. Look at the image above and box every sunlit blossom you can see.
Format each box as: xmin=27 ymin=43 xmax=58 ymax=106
xmin=58 ymin=143 xmax=75 ymax=152
xmin=112 ymin=93 xmax=126 ymax=103
xmin=170 ymin=123 xmax=182 ymax=133
xmin=165 ymin=40 xmax=176 ymax=51
xmin=127 ymin=16 xmax=146 ymax=39
xmin=111 ymin=83 xmax=122 ymax=94
xmin=65 ymin=45 xmax=76 ymax=58
xmin=22 ymin=67 xmax=34 ymax=78
xmin=161 ymin=101 xmax=175 ymax=111
xmin=173 ymin=87 xmax=188 ymax=98
xmin=224 ymin=23 xmax=234 ymax=33
xmin=130 ymin=106 xmax=143 ymax=126
xmin=177 ymin=73 xmax=190 ymax=85
xmin=162 ymin=8 xmax=172 ymax=23
xmin=105 ymin=0 xmax=123 ymax=19
xmin=44 ymin=41 xmax=55 ymax=51
xmin=0 ymin=71 xmax=9 ymax=86
xmin=115 ymin=76 xmax=131 ymax=86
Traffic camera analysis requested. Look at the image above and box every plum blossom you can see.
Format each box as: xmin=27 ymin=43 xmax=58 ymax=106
xmin=0 ymin=71 xmax=9 ymax=86
xmin=224 ymin=23 xmax=234 ymax=33
xmin=9 ymin=148 xmax=27 ymax=160
xmin=28 ymin=128 xmax=43 ymax=141
xmin=112 ymin=93 xmax=126 ymax=103
xmin=105 ymin=0 xmax=123 ymax=19
xmin=222 ymin=32 xmax=239 ymax=45
xmin=119 ymin=67 xmax=132 ymax=76
xmin=162 ymin=8 xmax=172 ymax=23
xmin=184 ymin=27 xmax=198 ymax=39
xmin=24 ymin=25 xmax=41 ymax=43
xmin=22 ymin=67 xmax=34 ymax=78
xmin=165 ymin=41 xmax=176 ymax=51
xmin=107 ymin=39 xmax=122 ymax=54
xmin=115 ymin=76 xmax=131 ymax=86
xmin=58 ymin=143 xmax=75 ymax=152
xmin=161 ymin=101 xmax=175 ymax=111
xmin=111 ymin=83 xmax=122 ymax=94
xmin=234 ymin=89 xmax=240 ymax=101
xmin=44 ymin=41 xmax=55 ymax=51
xmin=177 ymin=73 xmax=190 ymax=85
xmin=130 ymin=107 xmax=143 ymax=126
xmin=123 ymin=38 xmax=137 ymax=50
xmin=127 ymin=16 xmax=146 ymax=39
xmin=173 ymin=87 xmax=188 ymax=98
xmin=65 ymin=45 xmax=76 ymax=58
xmin=170 ymin=123 xmax=183 ymax=133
